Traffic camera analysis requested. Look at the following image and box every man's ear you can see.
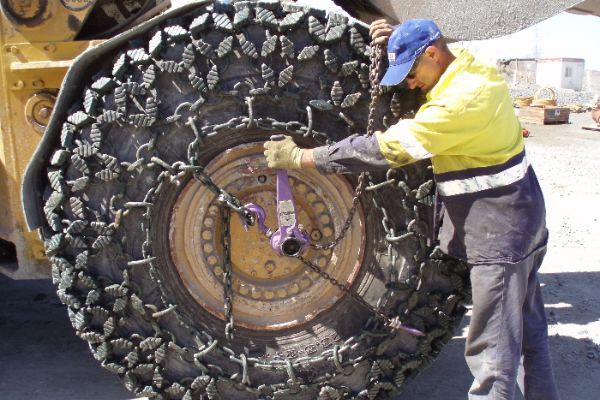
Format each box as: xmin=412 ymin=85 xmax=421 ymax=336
xmin=424 ymin=45 xmax=439 ymax=62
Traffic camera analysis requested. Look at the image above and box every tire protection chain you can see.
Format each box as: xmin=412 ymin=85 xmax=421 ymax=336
xmin=43 ymin=4 xmax=473 ymax=400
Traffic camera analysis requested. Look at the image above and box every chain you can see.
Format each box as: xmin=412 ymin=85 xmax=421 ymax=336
xmin=310 ymin=44 xmax=384 ymax=251
xmin=219 ymin=203 xmax=235 ymax=341
xmin=297 ymin=253 xmax=423 ymax=336
xmin=367 ymin=44 xmax=384 ymax=137
xmin=297 ymin=255 xmax=388 ymax=321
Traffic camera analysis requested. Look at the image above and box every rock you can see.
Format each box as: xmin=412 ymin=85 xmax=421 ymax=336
xmin=507 ymin=82 xmax=599 ymax=108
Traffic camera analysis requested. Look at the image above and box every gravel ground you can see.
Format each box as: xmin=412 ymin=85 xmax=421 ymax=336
xmin=508 ymin=83 xmax=599 ymax=107
xmin=1 ymin=113 xmax=599 ymax=400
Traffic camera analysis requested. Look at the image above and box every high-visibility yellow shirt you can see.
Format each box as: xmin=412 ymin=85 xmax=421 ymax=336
xmin=312 ymin=48 xmax=547 ymax=263
xmin=376 ymin=48 xmax=524 ymax=174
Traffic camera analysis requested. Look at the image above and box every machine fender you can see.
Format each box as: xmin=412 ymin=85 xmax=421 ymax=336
xmin=21 ymin=0 xmax=216 ymax=232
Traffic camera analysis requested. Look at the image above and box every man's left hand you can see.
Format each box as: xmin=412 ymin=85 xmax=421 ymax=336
xmin=370 ymin=19 xmax=393 ymax=46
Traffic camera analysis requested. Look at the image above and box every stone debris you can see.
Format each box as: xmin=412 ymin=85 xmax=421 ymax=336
xmin=509 ymin=83 xmax=599 ymax=108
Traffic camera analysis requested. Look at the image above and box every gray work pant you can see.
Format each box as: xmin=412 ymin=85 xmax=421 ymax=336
xmin=465 ymin=244 xmax=560 ymax=400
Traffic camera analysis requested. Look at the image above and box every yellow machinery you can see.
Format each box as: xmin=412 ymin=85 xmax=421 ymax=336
xmin=0 ymin=0 xmax=102 ymax=278
xmin=0 ymin=0 xmax=176 ymax=278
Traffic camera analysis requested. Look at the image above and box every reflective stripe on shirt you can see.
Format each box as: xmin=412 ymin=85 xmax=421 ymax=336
xmin=436 ymin=155 xmax=531 ymax=196
xmin=387 ymin=123 xmax=434 ymax=160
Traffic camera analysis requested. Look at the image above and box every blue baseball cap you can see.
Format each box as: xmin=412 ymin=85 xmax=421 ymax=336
xmin=380 ymin=19 xmax=442 ymax=86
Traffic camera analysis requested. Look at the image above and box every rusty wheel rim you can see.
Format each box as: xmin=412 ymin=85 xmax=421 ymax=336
xmin=169 ymin=142 xmax=365 ymax=330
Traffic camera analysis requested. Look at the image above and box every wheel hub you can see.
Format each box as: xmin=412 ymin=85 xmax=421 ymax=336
xmin=170 ymin=142 xmax=365 ymax=330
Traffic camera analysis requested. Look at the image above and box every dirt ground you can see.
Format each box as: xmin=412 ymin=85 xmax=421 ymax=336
xmin=1 ymin=112 xmax=599 ymax=400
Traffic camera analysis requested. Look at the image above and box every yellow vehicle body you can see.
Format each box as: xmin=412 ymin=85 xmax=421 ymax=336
xmin=1 ymin=0 xmax=599 ymax=280
xmin=0 ymin=0 xmax=103 ymax=278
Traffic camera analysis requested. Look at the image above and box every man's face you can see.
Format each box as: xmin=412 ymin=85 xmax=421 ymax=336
xmin=404 ymin=47 xmax=443 ymax=93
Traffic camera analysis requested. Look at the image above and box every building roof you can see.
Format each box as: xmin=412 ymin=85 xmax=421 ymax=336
xmin=537 ymin=58 xmax=585 ymax=63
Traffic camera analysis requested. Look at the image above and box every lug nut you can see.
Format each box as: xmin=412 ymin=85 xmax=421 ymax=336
xmin=290 ymin=283 xmax=300 ymax=294
xmin=300 ymin=278 xmax=311 ymax=288
xmin=264 ymin=290 xmax=274 ymax=300
xmin=251 ymin=287 xmax=262 ymax=299
xmin=320 ymin=214 xmax=331 ymax=224
xmin=202 ymin=230 xmax=212 ymax=240
xmin=277 ymin=288 xmax=287 ymax=298
xmin=239 ymin=284 xmax=250 ymax=295
xmin=213 ymin=266 xmax=223 ymax=276
xmin=296 ymin=183 xmax=306 ymax=194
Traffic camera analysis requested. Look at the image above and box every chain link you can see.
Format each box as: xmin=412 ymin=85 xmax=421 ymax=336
xmin=219 ymin=203 xmax=235 ymax=341
xmin=367 ymin=44 xmax=384 ymax=137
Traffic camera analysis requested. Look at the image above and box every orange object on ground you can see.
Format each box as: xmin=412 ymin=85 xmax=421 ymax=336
xmin=523 ymin=128 xmax=531 ymax=138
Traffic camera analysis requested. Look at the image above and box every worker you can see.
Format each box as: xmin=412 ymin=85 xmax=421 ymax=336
xmin=264 ymin=19 xmax=559 ymax=400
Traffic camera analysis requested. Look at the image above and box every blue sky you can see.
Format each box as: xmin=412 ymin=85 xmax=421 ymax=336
xmin=295 ymin=0 xmax=600 ymax=70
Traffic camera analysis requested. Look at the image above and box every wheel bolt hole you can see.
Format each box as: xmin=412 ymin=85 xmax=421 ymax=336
xmin=258 ymin=175 xmax=267 ymax=183
xmin=311 ymin=229 xmax=322 ymax=241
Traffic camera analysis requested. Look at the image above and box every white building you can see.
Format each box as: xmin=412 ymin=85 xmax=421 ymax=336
xmin=536 ymin=58 xmax=585 ymax=91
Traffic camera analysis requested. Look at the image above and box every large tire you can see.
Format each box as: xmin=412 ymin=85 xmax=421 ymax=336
xmin=42 ymin=2 xmax=471 ymax=399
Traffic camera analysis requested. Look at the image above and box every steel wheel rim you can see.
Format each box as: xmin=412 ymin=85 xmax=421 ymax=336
xmin=170 ymin=142 xmax=366 ymax=330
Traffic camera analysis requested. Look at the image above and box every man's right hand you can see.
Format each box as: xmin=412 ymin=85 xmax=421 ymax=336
xmin=264 ymin=136 xmax=304 ymax=170
xmin=369 ymin=19 xmax=393 ymax=46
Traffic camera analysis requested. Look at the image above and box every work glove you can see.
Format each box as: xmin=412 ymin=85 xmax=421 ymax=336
xmin=264 ymin=135 xmax=304 ymax=170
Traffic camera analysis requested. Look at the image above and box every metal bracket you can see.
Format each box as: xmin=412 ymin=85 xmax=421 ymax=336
xmin=3 ymin=41 xmax=104 ymax=91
